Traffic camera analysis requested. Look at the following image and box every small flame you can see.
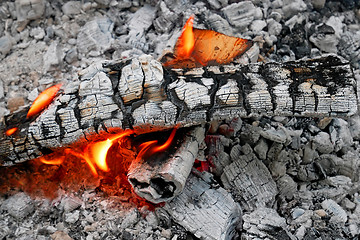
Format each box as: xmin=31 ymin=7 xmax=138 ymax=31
xmin=136 ymin=128 xmax=177 ymax=161
xmin=5 ymin=127 xmax=18 ymax=136
xmin=177 ymin=15 xmax=195 ymax=58
xmin=27 ymin=84 xmax=62 ymax=119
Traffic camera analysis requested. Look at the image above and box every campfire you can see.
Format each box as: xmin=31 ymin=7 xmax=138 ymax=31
xmin=0 ymin=16 xmax=255 ymax=204
xmin=0 ymin=12 xmax=358 ymax=240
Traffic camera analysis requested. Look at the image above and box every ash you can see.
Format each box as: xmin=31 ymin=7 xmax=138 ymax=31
xmin=1 ymin=0 xmax=360 ymax=239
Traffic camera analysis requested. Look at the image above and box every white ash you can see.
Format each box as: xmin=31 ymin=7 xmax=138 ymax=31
xmin=0 ymin=0 xmax=360 ymax=239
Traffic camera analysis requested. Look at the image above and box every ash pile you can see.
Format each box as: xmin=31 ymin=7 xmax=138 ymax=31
xmin=1 ymin=0 xmax=360 ymax=240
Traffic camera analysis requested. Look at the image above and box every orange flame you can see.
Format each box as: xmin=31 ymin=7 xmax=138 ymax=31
xmin=59 ymin=130 xmax=134 ymax=177
xmin=136 ymin=128 xmax=177 ymax=161
xmin=5 ymin=127 xmax=18 ymax=136
xmin=38 ymin=127 xmax=177 ymax=178
xmin=27 ymin=84 xmax=62 ymax=119
xmin=177 ymin=15 xmax=195 ymax=58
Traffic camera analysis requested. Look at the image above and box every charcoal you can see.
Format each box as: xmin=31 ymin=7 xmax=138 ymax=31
xmin=0 ymin=34 xmax=13 ymax=58
xmin=2 ymin=192 xmax=34 ymax=219
xmin=64 ymin=48 xmax=78 ymax=64
xmin=338 ymin=31 xmax=360 ymax=68
xmin=302 ymin=142 xmax=318 ymax=164
xmin=321 ymin=199 xmax=348 ymax=224
xmin=276 ymin=174 xmax=298 ymax=200
xmin=254 ymin=137 xmax=268 ymax=160
xmin=281 ymin=0 xmax=307 ymax=19
xmin=311 ymin=0 xmax=326 ymax=9
xmin=312 ymin=131 xmax=334 ymax=154
xmin=329 ymin=118 xmax=353 ymax=152
xmin=242 ymin=207 xmax=296 ymax=239
xmin=310 ymin=24 xmax=338 ymax=53
xmin=29 ymin=27 xmax=45 ymax=40
xmin=349 ymin=115 xmax=360 ymax=140
xmin=120 ymin=209 xmax=139 ymax=229
xmin=222 ymin=1 xmax=256 ymax=30
xmin=76 ymin=18 xmax=114 ymax=56
xmin=221 ymin=147 xmax=278 ymax=211
xmin=61 ymin=1 xmax=82 ymax=16
xmin=267 ymin=18 xmax=282 ymax=36
xmin=250 ymin=19 xmax=267 ymax=33
xmin=43 ymin=41 xmax=64 ymax=73
xmin=205 ymin=12 xmax=234 ymax=36
xmin=260 ymin=128 xmax=289 ymax=144
xmin=164 ymin=173 xmax=241 ymax=240
xmin=64 ymin=210 xmax=80 ymax=224
xmin=15 ymin=0 xmax=45 ymax=21
xmin=61 ymin=195 xmax=83 ymax=213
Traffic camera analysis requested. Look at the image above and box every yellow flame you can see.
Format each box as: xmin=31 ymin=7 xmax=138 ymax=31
xmin=89 ymin=139 xmax=113 ymax=172
xmin=84 ymin=130 xmax=134 ymax=176
xmin=178 ymin=15 xmax=195 ymax=58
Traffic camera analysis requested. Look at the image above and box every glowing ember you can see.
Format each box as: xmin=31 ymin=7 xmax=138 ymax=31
xmin=5 ymin=127 xmax=18 ymax=136
xmin=177 ymin=15 xmax=195 ymax=58
xmin=136 ymin=128 xmax=177 ymax=161
xmin=27 ymin=84 xmax=62 ymax=119
xmin=39 ymin=156 xmax=65 ymax=165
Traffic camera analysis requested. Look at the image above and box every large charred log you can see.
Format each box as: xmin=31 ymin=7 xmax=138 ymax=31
xmin=0 ymin=54 xmax=357 ymax=166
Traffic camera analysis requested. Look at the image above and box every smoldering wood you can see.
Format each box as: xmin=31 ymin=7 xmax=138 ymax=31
xmin=0 ymin=54 xmax=357 ymax=166
xmin=163 ymin=172 xmax=242 ymax=240
xmin=127 ymin=127 xmax=205 ymax=204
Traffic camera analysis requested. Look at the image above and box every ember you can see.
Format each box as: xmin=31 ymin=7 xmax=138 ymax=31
xmin=26 ymin=83 xmax=62 ymax=119
xmin=5 ymin=127 xmax=18 ymax=136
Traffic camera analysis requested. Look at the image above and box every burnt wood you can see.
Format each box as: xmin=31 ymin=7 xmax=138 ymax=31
xmin=0 ymin=54 xmax=357 ymax=165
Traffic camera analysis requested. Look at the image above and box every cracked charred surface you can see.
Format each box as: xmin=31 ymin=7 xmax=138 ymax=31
xmin=0 ymin=54 xmax=357 ymax=165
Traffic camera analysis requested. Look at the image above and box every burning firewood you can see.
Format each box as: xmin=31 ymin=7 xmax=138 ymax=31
xmin=0 ymin=54 xmax=357 ymax=204
xmin=0 ymin=54 xmax=356 ymax=164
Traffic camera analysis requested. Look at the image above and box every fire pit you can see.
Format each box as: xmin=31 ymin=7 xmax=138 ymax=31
xmin=1 ymin=1 xmax=360 ymax=239
xmin=0 ymin=52 xmax=357 ymax=239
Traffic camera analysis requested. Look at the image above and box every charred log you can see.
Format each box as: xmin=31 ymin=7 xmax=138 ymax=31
xmin=127 ymin=126 xmax=205 ymax=203
xmin=0 ymin=54 xmax=357 ymax=165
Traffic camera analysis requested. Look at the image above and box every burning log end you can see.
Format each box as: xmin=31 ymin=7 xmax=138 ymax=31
xmin=127 ymin=126 xmax=205 ymax=204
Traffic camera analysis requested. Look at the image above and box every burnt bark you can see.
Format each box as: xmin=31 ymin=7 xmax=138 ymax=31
xmin=0 ymin=54 xmax=357 ymax=165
